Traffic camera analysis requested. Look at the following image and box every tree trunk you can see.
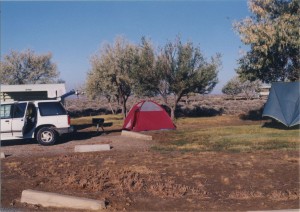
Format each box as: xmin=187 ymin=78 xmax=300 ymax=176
xmin=172 ymin=93 xmax=183 ymax=121
xmin=108 ymin=102 xmax=115 ymax=114
xmin=121 ymin=97 xmax=127 ymax=119
xmin=170 ymin=107 xmax=175 ymax=121
xmin=122 ymin=103 xmax=126 ymax=119
xmin=160 ymin=94 xmax=173 ymax=120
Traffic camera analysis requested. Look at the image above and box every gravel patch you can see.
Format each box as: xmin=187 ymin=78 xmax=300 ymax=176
xmin=0 ymin=132 xmax=153 ymax=158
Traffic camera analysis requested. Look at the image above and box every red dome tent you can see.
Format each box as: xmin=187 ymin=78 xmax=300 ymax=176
xmin=123 ymin=100 xmax=176 ymax=132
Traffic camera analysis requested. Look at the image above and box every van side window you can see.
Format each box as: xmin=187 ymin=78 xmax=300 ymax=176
xmin=13 ymin=103 xmax=27 ymax=118
xmin=0 ymin=104 xmax=13 ymax=119
xmin=38 ymin=102 xmax=67 ymax=116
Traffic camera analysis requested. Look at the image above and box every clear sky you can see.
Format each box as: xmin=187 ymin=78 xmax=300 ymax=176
xmin=1 ymin=0 xmax=250 ymax=94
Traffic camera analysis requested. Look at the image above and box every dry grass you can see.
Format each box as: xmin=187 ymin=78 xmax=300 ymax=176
xmin=71 ymin=114 xmax=124 ymax=130
xmin=70 ymin=114 xmax=299 ymax=153
xmin=153 ymin=116 xmax=300 ymax=152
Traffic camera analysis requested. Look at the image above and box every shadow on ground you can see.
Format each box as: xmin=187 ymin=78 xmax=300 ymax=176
xmin=239 ymin=107 xmax=264 ymax=121
xmin=58 ymin=128 xmax=122 ymax=144
xmin=177 ymin=106 xmax=223 ymax=117
xmin=0 ymin=125 xmax=122 ymax=147
xmin=59 ymin=121 xmax=118 ymax=144
xmin=262 ymin=121 xmax=300 ymax=130
xmin=1 ymin=139 xmax=37 ymax=146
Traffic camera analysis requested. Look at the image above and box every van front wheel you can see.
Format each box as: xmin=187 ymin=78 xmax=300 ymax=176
xmin=37 ymin=127 xmax=57 ymax=146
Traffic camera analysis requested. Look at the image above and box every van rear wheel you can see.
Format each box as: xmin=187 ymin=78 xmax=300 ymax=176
xmin=37 ymin=127 xmax=57 ymax=146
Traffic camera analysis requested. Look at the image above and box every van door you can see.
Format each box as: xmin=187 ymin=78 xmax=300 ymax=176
xmin=11 ymin=102 xmax=28 ymax=137
xmin=22 ymin=103 xmax=37 ymax=136
xmin=0 ymin=104 xmax=14 ymax=139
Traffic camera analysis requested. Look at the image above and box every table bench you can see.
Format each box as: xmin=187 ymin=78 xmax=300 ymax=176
xmin=92 ymin=118 xmax=113 ymax=133
xmin=92 ymin=118 xmax=104 ymax=132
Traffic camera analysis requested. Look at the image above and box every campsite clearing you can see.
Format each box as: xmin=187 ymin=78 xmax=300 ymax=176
xmin=1 ymin=115 xmax=299 ymax=211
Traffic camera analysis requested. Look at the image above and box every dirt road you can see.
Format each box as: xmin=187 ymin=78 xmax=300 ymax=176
xmin=1 ymin=131 xmax=299 ymax=211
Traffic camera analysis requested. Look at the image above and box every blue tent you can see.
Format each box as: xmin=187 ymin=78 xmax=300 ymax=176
xmin=262 ymin=82 xmax=300 ymax=127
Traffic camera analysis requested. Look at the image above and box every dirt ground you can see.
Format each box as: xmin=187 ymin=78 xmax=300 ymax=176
xmin=1 ymin=123 xmax=300 ymax=211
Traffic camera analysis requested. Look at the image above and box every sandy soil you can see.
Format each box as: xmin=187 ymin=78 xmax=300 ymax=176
xmin=1 ymin=129 xmax=299 ymax=211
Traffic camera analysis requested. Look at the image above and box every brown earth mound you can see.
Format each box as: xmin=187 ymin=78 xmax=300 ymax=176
xmin=1 ymin=150 xmax=299 ymax=211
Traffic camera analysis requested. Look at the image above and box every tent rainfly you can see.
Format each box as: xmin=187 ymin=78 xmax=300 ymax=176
xmin=123 ymin=100 xmax=176 ymax=132
xmin=262 ymin=82 xmax=300 ymax=127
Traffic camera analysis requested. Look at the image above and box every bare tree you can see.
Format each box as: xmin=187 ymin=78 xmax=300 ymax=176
xmin=222 ymin=77 xmax=243 ymax=100
xmin=0 ymin=49 xmax=60 ymax=84
xmin=222 ymin=76 xmax=261 ymax=100
xmin=86 ymin=36 xmax=138 ymax=118
xmin=240 ymin=79 xmax=262 ymax=100
xmin=133 ymin=37 xmax=220 ymax=120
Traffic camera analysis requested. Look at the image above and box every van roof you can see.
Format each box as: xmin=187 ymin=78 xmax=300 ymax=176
xmin=0 ymin=84 xmax=66 ymax=102
xmin=1 ymin=99 xmax=61 ymax=105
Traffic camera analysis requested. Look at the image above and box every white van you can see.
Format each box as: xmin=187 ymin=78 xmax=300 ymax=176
xmin=0 ymin=100 xmax=74 ymax=145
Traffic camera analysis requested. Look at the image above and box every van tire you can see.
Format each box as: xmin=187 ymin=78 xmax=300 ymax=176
xmin=37 ymin=127 xmax=57 ymax=146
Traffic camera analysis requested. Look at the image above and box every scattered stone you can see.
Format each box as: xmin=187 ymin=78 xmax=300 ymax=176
xmin=21 ymin=189 xmax=105 ymax=210
xmin=121 ymin=130 xmax=152 ymax=140
xmin=74 ymin=144 xmax=111 ymax=153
